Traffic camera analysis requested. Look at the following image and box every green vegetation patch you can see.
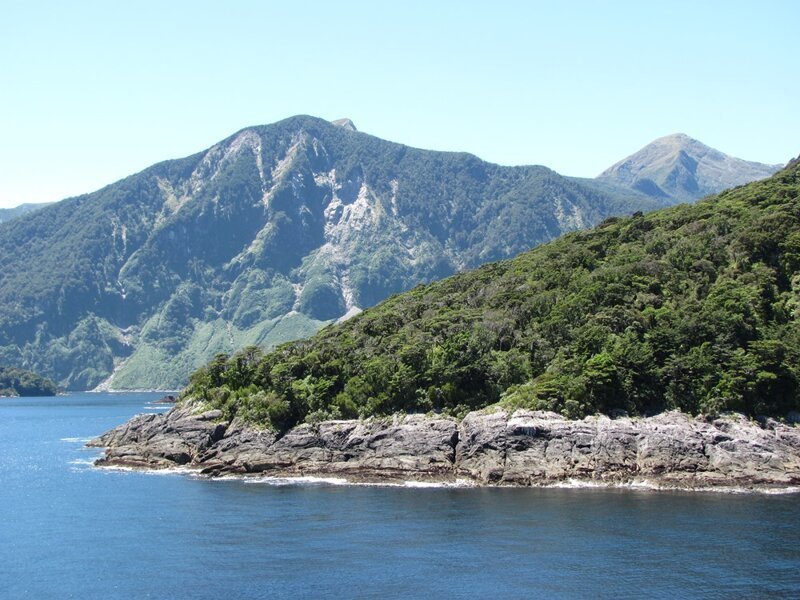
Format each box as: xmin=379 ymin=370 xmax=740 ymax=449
xmin=185 ymin=160 xmax=800 ymax=430
xmin=0 ymin=366 xmax=58 ymax=396
xmin=111 ymin=313 xmax=327 ymax=390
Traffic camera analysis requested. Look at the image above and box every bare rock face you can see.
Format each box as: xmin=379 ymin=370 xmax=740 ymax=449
xmin=330 ymin=118 xmax=357 ymax=132
xmin=88 ymin=407 xmax=227 ymax=468
xmin=597 ymin=133 xmax=782 ymax=202
xmin=91 ymin=406 xmax=800 ymax=491
xmin=455 ymin=411 xmax=800 ymax=488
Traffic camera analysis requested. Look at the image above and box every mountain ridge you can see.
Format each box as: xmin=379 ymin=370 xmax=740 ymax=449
xmin=0 ymin=201 xmax=53 ymax=224
xmin=0 ymin=115 xmax=661 ymax=390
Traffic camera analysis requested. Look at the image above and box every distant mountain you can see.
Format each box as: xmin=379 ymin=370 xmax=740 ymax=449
xmin=0 ymin=202 xmax=52 ymax=224
xmin=0 ymin=115 xmax=659 ymax=390
xmin=597 ymin=133 xmax=781 ymax=202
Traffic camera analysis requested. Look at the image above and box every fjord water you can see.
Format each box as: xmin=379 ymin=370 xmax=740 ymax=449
xmin=2 ymin=394 xmax=799 ymax=599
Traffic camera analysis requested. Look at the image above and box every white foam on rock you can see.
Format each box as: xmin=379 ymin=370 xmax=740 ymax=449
xmin=242 ymin=475 xmax=350 ymax=486
xmin=542 ymin=478 xmax=800 ymax=495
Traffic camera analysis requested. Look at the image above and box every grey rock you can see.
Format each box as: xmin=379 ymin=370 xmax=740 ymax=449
xmin=92 ymin=406 xmax=800 ymax=491
xmin=330 ymin=118 xmax=357 ymax=132
xmin=89 ymin=406 xmax=226 ymax=468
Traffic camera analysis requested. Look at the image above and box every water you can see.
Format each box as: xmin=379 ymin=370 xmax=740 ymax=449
xmin=1 ymin=393 xmax=799 ymax=599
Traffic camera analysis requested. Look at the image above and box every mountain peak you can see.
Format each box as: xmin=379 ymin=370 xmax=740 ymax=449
xmin=647 ymin=133 xmax=716 ymax=154
xmin=598 ymin=134 xmax=781 ymax=202
xmin=658 ymin=132 xmax=693 ymax=142
xmin=652 ymin=132 xmax=701 ymax=149
xmin=331 ymin=118 xmax=357 ymax=132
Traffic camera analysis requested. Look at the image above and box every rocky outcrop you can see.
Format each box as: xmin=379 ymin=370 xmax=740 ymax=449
xmin=90 ymin=406 xmax=800 ymax=491
xmin=90 ymin=406 xmax=227 ymax=468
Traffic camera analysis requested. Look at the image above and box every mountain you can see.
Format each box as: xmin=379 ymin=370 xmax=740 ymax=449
xmin=597 ymin=133 xmax=782 ymax=202
xmin=0 ymin=115 xmax=660 ymax=391
xmin=183 ymin=157 xmax=800 ymax=430
xmin=0 ymin=202 xmax=52 ymax=224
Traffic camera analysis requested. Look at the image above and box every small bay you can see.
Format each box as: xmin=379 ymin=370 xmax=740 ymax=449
xmin=1 ymin=392 xmax=799 ymax=599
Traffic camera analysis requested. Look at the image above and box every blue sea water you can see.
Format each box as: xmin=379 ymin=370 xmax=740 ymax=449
xmin=1 ymin=393 xmax=799 ymax=599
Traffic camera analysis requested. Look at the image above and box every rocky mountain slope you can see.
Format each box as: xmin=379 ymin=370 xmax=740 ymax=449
xmin=598 ymin=133 xmax=781 ymax=202
xmin=0 ymin=116 xmax=659 ymax=390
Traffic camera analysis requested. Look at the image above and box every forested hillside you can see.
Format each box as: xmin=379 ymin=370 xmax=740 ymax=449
xmin=0 ymin=202 xmax=51 ymax=224
xmin=0 ymin=366 xmax=58 ymax=397
xmin=185 ymin=157 xmax=800 ymax=428
xmin=0 ymin=116 xmax=658 ymax=390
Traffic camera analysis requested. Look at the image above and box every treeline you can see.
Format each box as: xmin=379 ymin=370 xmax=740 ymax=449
xmin=183 ymin=159 xmax=800 ymax=430
xmin=0 ymin=366 xmax=58 ymax=397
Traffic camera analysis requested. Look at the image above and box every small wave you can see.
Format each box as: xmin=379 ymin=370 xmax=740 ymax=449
xmin=143 ymin=467 xmax=199 ymax=477
xmin=545 ymin=478 xmax=671 ymax=491
xmin=243 ymin=475 xmax=350 ymax=486
xmin=88 ymin=461 xmax=800 ymax=495
xmin=761 ymin=486 xmax=800 ymax=495
xmin=683 ymin=484 xmax=800 ymax=495
xmin=60 ymin=437 xmax=93 ymax=443
xmin=96 ymin=464 xmax=201 ymax=478
xmin=402 ymin=479 xmax=475 ymax=489
xmin=237 ymin=475 xmax=476 ymax=489
xmin=548 ymin=478 xmax=625 ymax=490
xmin=542 ymin=478 xmax=800 ymax=495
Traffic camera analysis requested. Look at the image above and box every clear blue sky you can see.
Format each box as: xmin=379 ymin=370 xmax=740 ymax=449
xmin=1 ymin=0 xmax=797 ymax=208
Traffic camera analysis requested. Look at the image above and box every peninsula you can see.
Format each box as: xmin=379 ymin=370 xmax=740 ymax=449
xmin=92 ymin=156 xmax=800 ymax=490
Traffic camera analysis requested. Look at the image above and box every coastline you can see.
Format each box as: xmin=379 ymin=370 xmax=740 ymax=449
xmin=89 ymin=404 xmax=800 ymax=493
xmin=91 ymin=463 xmax=800 ymax=495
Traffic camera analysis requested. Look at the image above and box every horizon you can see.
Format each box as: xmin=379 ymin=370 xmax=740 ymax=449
xmin=1 ymin=1 xmax=797 ymax=208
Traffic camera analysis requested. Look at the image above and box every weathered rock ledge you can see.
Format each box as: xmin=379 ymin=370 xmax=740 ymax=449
xmin=89 ymin=405 xmax=800 ymax=491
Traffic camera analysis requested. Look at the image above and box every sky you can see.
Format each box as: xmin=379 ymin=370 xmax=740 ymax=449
xmin=0 ymin=0 xmax=797 ymax=208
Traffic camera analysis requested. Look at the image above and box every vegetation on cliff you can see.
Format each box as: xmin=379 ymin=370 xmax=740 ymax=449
xmin=0 ymin=366 xmax=58 ymax=396
xmin=184 ymin=158 xmax=800 ymax=429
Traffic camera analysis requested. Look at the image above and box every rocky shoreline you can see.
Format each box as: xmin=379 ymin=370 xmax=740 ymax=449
xmin=89 ymin=404 xmax=800 ymax=491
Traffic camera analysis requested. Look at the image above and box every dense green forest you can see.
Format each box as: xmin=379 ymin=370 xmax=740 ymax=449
xmin=184 ymin=157 xmax=800 ymax=429
xmin=0 ymin=366 xmax=58 ymax=396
